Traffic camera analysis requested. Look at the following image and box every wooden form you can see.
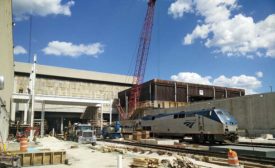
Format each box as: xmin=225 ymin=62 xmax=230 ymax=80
xmin=11 ymin=150 xmax=66 ymax=167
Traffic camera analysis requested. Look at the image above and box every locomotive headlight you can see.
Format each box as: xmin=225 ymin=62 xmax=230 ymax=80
xmin=0 ymin=76 xmax=4 ymax=90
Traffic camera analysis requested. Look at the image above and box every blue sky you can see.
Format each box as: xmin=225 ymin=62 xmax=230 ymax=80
xmin=12 ymin=0 xmax=275 ymax=94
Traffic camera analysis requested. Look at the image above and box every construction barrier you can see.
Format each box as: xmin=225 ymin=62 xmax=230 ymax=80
xmin=20 ymin=138 xmax=28 ymax=152
xmin=228 ymin=149 xmax=239 ymax=167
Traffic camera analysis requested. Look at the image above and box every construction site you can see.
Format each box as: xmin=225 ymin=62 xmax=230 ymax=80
xmin=1 ymin=0 xmax=275 ymax=167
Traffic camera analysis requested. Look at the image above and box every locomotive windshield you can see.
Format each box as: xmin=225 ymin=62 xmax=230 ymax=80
xmin=216 ymin=110 xmax=237 ymax=125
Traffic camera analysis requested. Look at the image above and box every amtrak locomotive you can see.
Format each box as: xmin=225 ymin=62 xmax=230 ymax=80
xmin=140 ymin=108 xmax=238 ymax=143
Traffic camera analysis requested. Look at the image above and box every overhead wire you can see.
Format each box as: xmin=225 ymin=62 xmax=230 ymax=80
xmin=156 ymin=2 xmax=160 ymax=79
xmin=28 ymin=15 xmax=33 ymax=63
xmin=124 ymin=0 xmax=141 ymax=84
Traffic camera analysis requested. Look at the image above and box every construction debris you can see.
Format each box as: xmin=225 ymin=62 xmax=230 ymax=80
xmin=133 ymin=132 xmax=142 ymax=141
xmin=170 ymin=156 xmax=197 ymax=168
xmin=131 ymin=157 xmax=159 ymax=168
xmin=142 ymin=131 xmax=150 ymax=139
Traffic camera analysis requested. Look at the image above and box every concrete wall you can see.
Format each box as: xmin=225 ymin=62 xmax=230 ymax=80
xmin=0 ymin=0 xmax=14 ymax=113
xmin=145 ymin=93 xmax=275 ymax=136
xmin=14 ymin=74 xmax=131 ymax=115
xmin=0 ymin=98 xmax=10 ymax=142
xmin=0 ymin=0 xmax=14 ymax=142
xmin=15 ymin=75 xmax=129 ymax=100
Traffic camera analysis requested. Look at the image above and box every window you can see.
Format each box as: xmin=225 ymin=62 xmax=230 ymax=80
xmin=217 ymin=111 xmax=223 ymax=115
xmin=19 ymin=87 xmax=23 ymax=93
xmin=179 ymin=114 xmax=185 ymax=118
xmin=186 ymin=113 xmax=195 ymax=117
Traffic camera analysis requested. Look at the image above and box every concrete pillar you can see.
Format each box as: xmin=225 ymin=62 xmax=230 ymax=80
xmin=41 ymin=102 xmax=45 ymax=137
xmin=100 ymin=104 xmax=103 ymax=131
xmin=186 ymin=84 xmax=189 ymax=103
xmin=23 ymin=103 xmax=28 ymax=124
xmin=174 ymin=82 xmax=177 ymax=102
xmin=155 ymin=84 xmax=158 ymax=107
xmin=125 ymin=94 xmax=128 ymax=118
xmin=11 ymin=102 xmax=16 ymax=122
xmin=225 ymin=88 xmax=228 ymax=98
xmin=109 ymin=100 xmax=113 ymax=124
xmin=117 ymin=155 xmax=122 ymax=168
xmin=213 ymin=87 xmax=216 ymax=100
xmin=149 ymin=83 xmax=152 ymax=101
xmin=60 ymin=116 xmax=64 ymax=134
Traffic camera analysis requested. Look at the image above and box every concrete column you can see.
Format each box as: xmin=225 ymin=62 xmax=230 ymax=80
xmin=174 ymin=82 xmax=177 ymax=102
xmin=125 ymin=95 xmax=128 ymax=118
xmin=23 ymin=103 xmax=28 ymax=124
xmin=213 ymin=87 xmax=216 ymax=100
xmin=155 ymin=84 xmax=158 ymax=107
xmin=41 ymin=102 xmax=45 ymax=137
xmin=109 ymin=100 xmax=113 ymax=124
xmin=11 ymin=102 xmax=16 ymax=122
xmin=117 ymin=155 xmax=122 ymax=168
xmin=225 ymin=88 xmax=228 ymax=98
xmin=186 ymin=84 xmax=189 ymax=103
xmin=149 ymin=83 xmax=152 ymax=102
xmin=60 ymin=116 xmax=64 ymax=134
xmin=100 ymin=104 xmax=103 ymax=131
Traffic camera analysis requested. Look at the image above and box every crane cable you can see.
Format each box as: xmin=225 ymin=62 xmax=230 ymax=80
xmin=28 ymin=15 xmax=33 ymax=63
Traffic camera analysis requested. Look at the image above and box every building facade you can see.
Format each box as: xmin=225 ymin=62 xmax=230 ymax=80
xmin=118 ymin=79 xmax=245 ymax=109
xmin=0 ymin=0 xmax=14 ymax=142
xmin=12 ymin=62 xmax=133 ymax=134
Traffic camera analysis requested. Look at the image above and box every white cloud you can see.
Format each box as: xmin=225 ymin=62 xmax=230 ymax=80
xmin=169 ymin=0 xmax=275 ymax=58
xmin=42 ymin=41 xmax=104 ymax=57
xmin=171 ymin=72 xmax=262 ymax=94
xmin=171 ymin=72 xmax=212 ymax=85
xmin=255 ymin=71 xmax=263 ymax=78
xmin=168 ymin=0 xmax=193 ymax=19
xmin=183 ymin=24 xmax=210 ymax=44
xmin=14 ymin=45 xmax=27 ymax=55
xmin=13 ymin=0 xmax=75 ymax=21
xmin=213 ymin=75 xmax=261 ymax=94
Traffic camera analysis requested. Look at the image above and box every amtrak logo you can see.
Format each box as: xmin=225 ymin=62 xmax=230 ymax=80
xmin=184 ymin=122 xmax=195 ymax=128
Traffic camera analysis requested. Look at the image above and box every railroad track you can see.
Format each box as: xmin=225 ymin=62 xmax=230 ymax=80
xmin=237 ymin=142 xmax=275 ymax=148
xmin=182 ymin=139 xmax=275 ymax=149
xmin=99 ymin=139 xmax=275 ymax=166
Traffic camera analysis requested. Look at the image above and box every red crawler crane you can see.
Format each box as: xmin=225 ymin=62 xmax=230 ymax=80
xmin=117 ymin=0 xmax=157 ymax=120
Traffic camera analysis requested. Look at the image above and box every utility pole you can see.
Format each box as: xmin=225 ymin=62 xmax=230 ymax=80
xmin=270 ymin=86 xmax=273 ymax=93
xmin=29 ymin=54 xmax=37 ymax=140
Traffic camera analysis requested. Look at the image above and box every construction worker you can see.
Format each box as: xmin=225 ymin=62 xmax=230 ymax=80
xmin=228 ymin=148 xmax=240 ymax=167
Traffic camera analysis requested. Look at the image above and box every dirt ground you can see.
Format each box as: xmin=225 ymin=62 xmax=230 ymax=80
xmin=19 ymin=137 xmax=233 ymax=168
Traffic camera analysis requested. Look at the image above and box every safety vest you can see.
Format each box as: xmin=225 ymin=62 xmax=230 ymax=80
xmin=228 ymin=150 xmax=239 ymax=166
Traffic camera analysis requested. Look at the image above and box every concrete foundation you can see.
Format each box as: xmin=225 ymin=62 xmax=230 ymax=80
xmin=210 ymin=145 xmax=275 ymax=158
xmin=140 ymin=139 xmax=179 ymax=145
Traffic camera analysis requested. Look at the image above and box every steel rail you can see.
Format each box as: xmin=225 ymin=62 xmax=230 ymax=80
xmin=99 ymin=139 xmax=275 ymax=166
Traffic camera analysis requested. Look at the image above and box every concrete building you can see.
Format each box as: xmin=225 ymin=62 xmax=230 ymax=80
xmin=145 ymin=92 xmax=275 ymax=136
xmin=0 ymin=0 xmax=14 ymax=142
xmin=12 ymin=62 xmax=134 ymax=134
xmin=119 ymin=79 xmax=244 ymax=111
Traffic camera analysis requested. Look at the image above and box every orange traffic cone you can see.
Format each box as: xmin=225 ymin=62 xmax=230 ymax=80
xmin=228 ymin=149 xmax=240 ymax=167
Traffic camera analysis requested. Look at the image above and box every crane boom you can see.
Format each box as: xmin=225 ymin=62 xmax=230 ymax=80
xmin=118 ymin=0 xmax=156 ymax=120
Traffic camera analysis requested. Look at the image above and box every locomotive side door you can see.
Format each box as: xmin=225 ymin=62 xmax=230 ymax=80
xmin=198 ymin=116 xmax=204 ymax=132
